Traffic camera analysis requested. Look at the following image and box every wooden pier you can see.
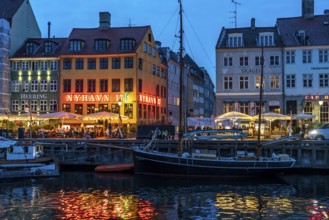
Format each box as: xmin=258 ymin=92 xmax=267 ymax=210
xmin=35 ymin=139 xmax=329 ymax=172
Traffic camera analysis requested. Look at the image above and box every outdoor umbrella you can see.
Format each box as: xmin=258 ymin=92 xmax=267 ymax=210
xmin=81 ymin=111 xmax=128 ymax=122
xmin=253 ymin=112 xmax=291 ymax=135
xmin=293 ymin=113 xmax=316 ymax=120
xmin=214 ymin=111 xmax=252 ymax=123
xmin=8 ymin=112 xmax=39 ymax=121
xmin=37 ymin=111 xmax=82 ymax=126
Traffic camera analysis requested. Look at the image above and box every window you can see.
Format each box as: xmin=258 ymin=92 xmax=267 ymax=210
xmin=21 ymin=61 xmax=29 ymax=71
xmin=62 ymin=104 xmax=71 ymax=112
xmin=50 ymin=80 xmax=57 ymax=92
xmin=50 ymin=60 xmax=57 ymax=71
xmin=258 ymin=32 xmax=274 ymax=46
xmin=21 ymin=100 xmax=28 ymax=112
xmin=138 ymin=79 xmax=143 ymax=93
xmin=255 ymin=56 xmax=262 ymax=66
xmin=286 ymin=50 xmax=295 ymax=64
xmin=152 ymin=64 xmax=156 ymax=75
xmin=157 ymin=66 xmax=160 ymax=76
xmin=12 ymin=61 xmax=20 ymax=71
xmin=270 ymin=56 xmax=279 ymax=66
xmin=31 ymin=80 xmax=38 ymax=92
xmin=94 ymin=39 xmax=109 ymax=51
xmin=69 ymin=40 xmax=83 ymax=52
xmin=224 ymin=57 xmax=232 ymax=66
xmin=87 ymin=104 xmax=95 ymax=114
xmin=112 ymin=79 xmax=120 ymax=92
xmin=124 ymin=57 xmax=133 ymax=68
xmin=40 ymin=80 xmax=47 ymax=92
xmin=138 ymin=58 xmax=143 ymax=70
xmin=224 ymin=103 xmax=234 ymax=113
xmin=148 ymin=45 xmax=152 ymax=55
xmin=26 ymin=42 xmax=35 ymax=54
xmin=255 ymin=76 xmax=265 ymax=89
xmin=75 ymin=58 xmax=84 ymax=70
xmin=227 ymin=34 xmax=243 ymax=47
xmin=50 ymin=100 xmax=57 ymax=112
xmin=224 ymin=76 xmax=233 ymax=90
xmin=286 ymin=74 xmax=296 ymax=88
xmin=87 ymin=58 xmax=96 ymax=69
xmin=319 ymin=50 xmax=329 ymax=63
xmin=30 ymin=100 xmax=37 ymax=111
xmin=99 ymin=79 xmax=108 ymax=92
xmin=44 ymin=41 xmax=53 ymax=54
xmin=74 ymin=104 xmax=83 ymax=115
xmin=63 ymin=58 xmax=72 ymax=69
xmin=32 ymin=61 xmax=38 ymax=71
xmin=124 ymin=103 xmax=133 ymax=119
xmin=152 ymin=47 xmax=156 ymax=57
xmin=40 ymin=61 xmax=47 ymax=71
xmin=303 ymin=74 xmax=313 ymax=88
xmin=11 ymin=81 xmax=19 ymax=92
xmin=320 ymin=102 xmax=329 ymax=124
xmin=304 ymin=101 xmax=313 ymax=115
xmin=22 ymin=81 xmax=28 ymax=92
xmin=302 ymin=50 xmax=312 ymax=63
xmin=240 ymin=103 xmax=249 ymax=114
xmin=239 ymin=56 xmax=248 ymax=66
xmin=75 ymin=79 xmax=83 ymax=92
xmin=112 ymin=57 xmax=121 ymax=69
xmin=124 ymin=78 xmax=133 ymax=92
xmin=239 ymin=76 xmax=249 ymax=89
xmin=98 ymin=104 xmax=108 ymax=112
xmin=270 ymin=75 xmax=280 ymax=89
xmin=12 ymin=100 xmax=19 ymax=112
xmin=120 ymin=38 xmax=136 ymax=51
xmin=40 ymin=100 xmax=47 ymax=112
xmin=143 ymin=42 xmax=147 ymax=52
xmin=88 ymin=79 xmax=96 ymax=92
xmin=320 ymin=73 xmax=329 ymax=87
xmin=63 ymin=79 xmax=71 ymax=92
xmin=99 ymin=58 xmax=108 ymax=69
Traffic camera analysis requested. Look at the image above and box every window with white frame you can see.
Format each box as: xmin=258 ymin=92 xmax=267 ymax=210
xmin=285 ymin=50 xmax=295 ymax=64
xmin=319 ymin=50 xmax=329 ymax=63
xmin=302 ymin=50 xmax=312 ymax=63
xmin=270 ymin=75 xmax=280 ymax=88
xmin=12 ymin=61 xmax=20 ymax=71
xmin=22 ymin=81 xmax=29 ymax=92
xmin=227 ymin=33 xmax=243 ymax=48
xmin=152 ymin=47 xmax=156 ymax=57
xmin=319 ymin=73 xmax=329 ymax=87
xmin=223 ymin=76 xmax=233 ymax=90
xmin=224 ymin=57 xmax=233 ymax=66
xmin=239 ymin=76 xmax=249 ymax=89
xmin=40 ymin=80 xmax=48 ymax=92
xmin=21 ymin=61 xmax=29 ymax=71
xmin=40 ymin=61 xmax=47 ymax=71
xmin=303 ymin=74 xmax=313 ymax=87
xmin=258 ymin=32 xmax=274 ymax=46
xmin=11 ymin=81 xmax=19 ymax=92
xmin=12 ymin=100 xmax=19 ymax=112
xmin=50 ymin=80 xmax=57 ymax=92
xmin=21 ymin=100 xmax=28 ymax=112
xmin=239 ymin=56 xmax=248 ymax=66
xmin=239 ymin=103 xmax=249 ymax=114
xmin=255 ymin=76 xmax=265 ymax=89
xmin=50 ymin=100 xmax=58 ymax=112
xmin=270 ymin=56 xmax=280 ymax=66
xmin=40 ymin=100 xmax=47 ymax=112
xmin=286 ymin=74 xmax=296 ymax=88
xmin=255 ymin=56 xmax=261 ymax=66
xmin=50 ymin=60 xmax=57 ymax=71
xmin=30 ymin=100 xmax=37 ymax=112
xmin=143 ymin=42 xmax=147 ymax=52
xmin=32 ymin=61 xmax=38 ymax=71
xmin=31 ymin=80 xmax=38 ymax=92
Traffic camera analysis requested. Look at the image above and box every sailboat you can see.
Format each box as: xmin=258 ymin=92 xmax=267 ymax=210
xmin=132 ymin=0 xmax=296 ymax=177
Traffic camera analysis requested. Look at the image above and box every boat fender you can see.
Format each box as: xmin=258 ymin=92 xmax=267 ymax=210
xmin=182 ymin=152 xmax=191 ymax=158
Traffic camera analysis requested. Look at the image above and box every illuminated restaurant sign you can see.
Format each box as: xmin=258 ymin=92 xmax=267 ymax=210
xmin=65 ymin=94 xmax=112 ymax=102
xmin=138 ymin=94 xmax=161 ymax=105
xmin=305 ymin=95 xmax=329 ymax=100
xmin=21 ymin=94 xmax=47 ymax=99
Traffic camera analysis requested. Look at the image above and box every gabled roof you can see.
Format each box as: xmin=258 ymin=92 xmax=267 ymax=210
xmin=216 ymin=26 xmax=283 ymax=49
xmin=0 ymin=0 xmax=24 ymax=22
xmin=12 ymin=38 xmax=67 ymax=58
xmin=276 ymin=15 xmax=329 ymax=47
xmin=60 ymin=26 xmax=151 ymax=55
xmin=184 ymin=54 xmax=204 ymax=80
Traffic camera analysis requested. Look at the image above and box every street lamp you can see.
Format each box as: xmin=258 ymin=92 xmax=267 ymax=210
xmin=319 ymin=100 xmax=324 ymax=124
xmin=118 ymin=98 xmax=122 ymax=124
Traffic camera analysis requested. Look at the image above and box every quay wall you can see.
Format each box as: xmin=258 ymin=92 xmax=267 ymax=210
xmin=35 ymin=139 xmax=329 ymax=172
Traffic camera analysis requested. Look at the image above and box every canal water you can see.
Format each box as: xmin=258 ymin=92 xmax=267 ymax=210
xmin=0 ymin=172 xmax=328 ymax=220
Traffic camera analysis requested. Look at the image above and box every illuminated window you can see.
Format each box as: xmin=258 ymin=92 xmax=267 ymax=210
xmin=62 ymin=104 xmax=71 ymax=112
xmin=124 ymin=103 xmax=133 ymax=119
xmin=74 ymin=104 xmax=83 ymax=115
xmin=270 ymin=75 xmax=280 ymax=89
xmin=98 ymin=104 xmax=108 ymax=112
xmin=87 ymin=104 xmax=95 ymax=114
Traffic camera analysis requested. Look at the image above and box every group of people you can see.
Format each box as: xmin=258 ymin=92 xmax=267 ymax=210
xmin=105 ymin=123 xmax=123 ymax=139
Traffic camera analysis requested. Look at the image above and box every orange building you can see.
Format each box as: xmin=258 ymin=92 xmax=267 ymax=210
xmin=59 ymin=12 xmax=167 ymax=127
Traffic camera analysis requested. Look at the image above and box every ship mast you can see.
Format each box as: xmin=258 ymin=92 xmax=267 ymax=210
xmin=256 ymin=47 xmax=264 ymax=157
xmin=178 ymin=0 xmax=184 ymax=155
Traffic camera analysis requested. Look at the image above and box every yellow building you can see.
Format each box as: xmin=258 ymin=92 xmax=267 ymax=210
xmin=59 ymin=12 xmax=167 ymax=127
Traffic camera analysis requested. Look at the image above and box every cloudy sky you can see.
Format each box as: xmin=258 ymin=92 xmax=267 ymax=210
xmin=29 ymin=0 xmax=328 ymax=83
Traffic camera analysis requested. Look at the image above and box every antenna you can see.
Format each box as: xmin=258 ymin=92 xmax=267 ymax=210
xmin=128 ymin=18 xmax=135 ymax=27
xmin=230 ymin=0 xmax=241 ymax=28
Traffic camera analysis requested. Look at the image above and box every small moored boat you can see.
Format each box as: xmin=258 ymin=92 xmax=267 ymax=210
xmin=95 ymin=163 xmax=134 ymax=173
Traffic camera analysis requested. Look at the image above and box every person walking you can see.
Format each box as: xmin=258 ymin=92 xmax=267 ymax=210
xmin=108 ymin=123 xmax=112 ymax=139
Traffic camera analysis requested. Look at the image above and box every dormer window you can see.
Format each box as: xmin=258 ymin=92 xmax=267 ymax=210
xmin=69 ymin=40 xmax=84 ymax=52
xmin=26 ymin=42 xmax=38 ymax=54
xmin=44 ymin=41 xmax=53 ymax=54
xmin=297 ymin=30 xmax=307 ymax=45
xmin=258 ymin=32 xmax=274 ymax=47
xmin=120 ymin=38 xmax=136 ymax=51
xmin=94 ymin=39 xmax=110 ymax=51
xmin=227 ymin=33 xmax=243 ymax=48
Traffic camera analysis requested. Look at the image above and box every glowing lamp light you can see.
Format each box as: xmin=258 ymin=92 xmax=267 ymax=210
xmin=118 ymin=98 xmax=122 ymax=107
xmin=319 ymin=100 xmax=324 ymax=106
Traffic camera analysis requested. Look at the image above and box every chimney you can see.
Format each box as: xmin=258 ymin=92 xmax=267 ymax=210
xmin=99 ymin=12 xmax=111 ymax=29
xmin=251 ymin=18 xmax=255 ymax=30
xmin=47 ymin=21 xmax=51 ymax=38
xmin=302 ymin=0 xmax=314 ymax=19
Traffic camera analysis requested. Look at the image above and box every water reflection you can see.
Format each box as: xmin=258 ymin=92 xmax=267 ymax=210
xmin=0 ymin=173 xmax=329 ymax=219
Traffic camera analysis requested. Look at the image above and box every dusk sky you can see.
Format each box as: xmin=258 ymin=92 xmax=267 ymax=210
xmin=29 ymin=0 xmax=328 ymax=83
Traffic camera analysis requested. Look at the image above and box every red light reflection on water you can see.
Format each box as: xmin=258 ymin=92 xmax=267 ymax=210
xmin=56 ymin=189 xmax=157 ymax=219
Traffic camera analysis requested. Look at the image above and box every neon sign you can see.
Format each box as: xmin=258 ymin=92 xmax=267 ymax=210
xmin=138 ymin=94 xmax=161 ymax=105
xmin=305 ymin=95 xmax=329 ymax=100
xmin=65 ymin=94 xmax=111 ymax=102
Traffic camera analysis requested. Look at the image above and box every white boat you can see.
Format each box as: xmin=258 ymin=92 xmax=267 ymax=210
xmin=0 ymin=136 xmax=60 ymax=180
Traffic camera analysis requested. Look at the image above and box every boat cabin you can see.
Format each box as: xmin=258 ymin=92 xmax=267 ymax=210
xmin=2 ymin=143 xmax=43 ymax=161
